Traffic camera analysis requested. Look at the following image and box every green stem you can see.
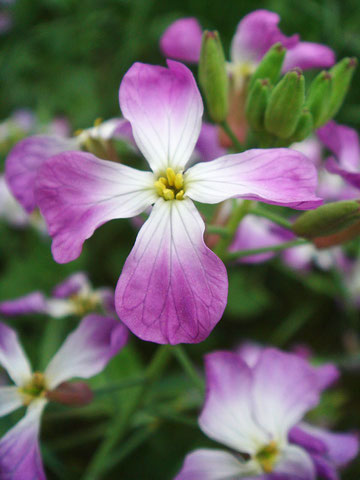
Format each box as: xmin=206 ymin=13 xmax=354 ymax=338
xmin=172 ymin=345 xmax=204 ymax=392
xmin=206 ymin=225 xmax=230 ymax=237
xmin=214 ymin=200 xmax=252 ymax=259
xmin=251 ymin=205 xmax=293 ymax=230
xmin=93 ymin=377 xmax=146 ymax=396
xmin=224 ymin=238 xmax=309 ymax=261
xmin=82 ymin=345 xmax=171 ymax=480
xmin=220 ymin=120 xmax=244 ymax=151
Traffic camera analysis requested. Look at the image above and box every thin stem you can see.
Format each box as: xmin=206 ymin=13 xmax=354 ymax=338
xmin=214 ymin=200 xmax=252 ymax=260
xmin=172 ymin=345 xmax=204 ymax=392
xmin=224 ymin=238 xmax=309 ymax=261
xmin=82 ymin=345 xmax=171 ymax=480
xmin=220 ymin=120 xmax=244 ymax=152
xmin=206 ymin=225 xmax=230 ymax=237
xmin=251 ymin=206 xmax=293 ymax=230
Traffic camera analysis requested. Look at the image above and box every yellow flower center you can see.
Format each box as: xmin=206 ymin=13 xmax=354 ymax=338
xmin=154 ymin=168 xmax=185 ymax=201
xmin=20 ymin=372 xmax=48 ymax=406
xmin=255 ymin=441 xmax=279 ymax=473
xmin=70 ymin=292 xmax=101 ymax=316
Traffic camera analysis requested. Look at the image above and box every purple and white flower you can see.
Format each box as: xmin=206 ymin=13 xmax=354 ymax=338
xmin=176 ymin=348 xmax=358 ymax=479
xmin=33 ymin=60 xmax=321 ymax=344
xmin=0 ymin=316 xmax=128 ymax=479
xmin=0 ymin=272 xmax=115 ymax=319
xmin=160 ymin=10 xmax=335 ymax=86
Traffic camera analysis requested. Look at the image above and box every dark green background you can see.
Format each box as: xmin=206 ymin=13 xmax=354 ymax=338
xmin=0 ymin=0 xmax=359 ymax=478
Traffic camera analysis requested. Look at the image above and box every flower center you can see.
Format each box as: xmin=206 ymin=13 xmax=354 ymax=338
xmin=20 ymin=372 xmax=48 ymax=405
xmin=255 ymin=441 xmax=279 ymax=473
xmin=70 ymin=292 xmax=101 ymax=316
xmin=154 ymin=168 xmax=184 ymax=201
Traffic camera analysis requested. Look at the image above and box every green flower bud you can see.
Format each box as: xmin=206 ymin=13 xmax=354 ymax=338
xmin=288 ymin=108 xmax=313 ymax=143
xmin=198 ymin=30 xmax=229 ymax=123
xmin=264 ymin=69 xmax=305 ymax=139
xmin=248 ymin=43 xmax=286 ymax=91
xmin=326 ymin=57 xmax=357 ymax=122
xmin=293 ymin=200 xmax=360 ymax=239
xmin=245 ymin=78 xmax=270 ymax=131
xmin=306 ymin=71 xmax=332 ymax=128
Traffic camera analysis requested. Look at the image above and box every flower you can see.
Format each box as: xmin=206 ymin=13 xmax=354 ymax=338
xmin=175 ymin=348 xmax=358 ymax=479
xmin=318 ymin=120 xmax=360 ymax=191
xmin=0 ymin=272 xmax=115 ymax=319
xmin=160 ymin=10 xmax=335 ymax=77
xmin=34 ymin=60 xmax=321 ymax=345
xmin=0 ymin=315 xmax=128 ymax=479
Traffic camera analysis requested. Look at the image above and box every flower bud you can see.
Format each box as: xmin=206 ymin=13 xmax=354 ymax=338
xmin=264 ymin=69 xmax=305 ymax=139
xmin=46 ymin=381 xmax=94 ymax=406
xmin=293 ymin=200 xmax=360 ymax=239
xmin=288 ymin=108 xmax=313 ymax=143
xmin=326 ymin=57 xmax=357 ymax=121
xmin=245 ymin=79 xmax=270 ymax=131
xmin=198 ymin=30 xmax=229 ymax=123
xmin=306 ymin=71 xmax=332 ymax=128
xmin=249 ymin=43 xmax=286 ymax=90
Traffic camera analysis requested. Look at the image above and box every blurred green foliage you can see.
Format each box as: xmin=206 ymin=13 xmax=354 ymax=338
xmin=1 ymin=0 xmax=360 ymax=478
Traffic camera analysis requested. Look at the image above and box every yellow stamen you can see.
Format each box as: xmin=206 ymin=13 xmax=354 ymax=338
xmin=154 ymin=168 xmax=185 ymax=201
xmin=74 ymin=128 xmax=84 ymax=136
xmin=256 ymin=441 xmax=279 ymax=473
xmin=94 ymin=117 xmax=103 ymax=127
xmin=20 ymin=371 xmax=47 ymax=406
xmin=174 ymin=173 xmax=184 ymax=190
xmin=176 ymin=190 xmax=184 ymax=200
xmin=163 ymin=188 xmax=175 ymax=200
xmin=166 ymin=168 xmax=176 ymax=187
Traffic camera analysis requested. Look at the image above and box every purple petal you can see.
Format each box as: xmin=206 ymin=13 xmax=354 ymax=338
xmin=0 ymin=322 xmax=32 ymax=386
xmin=310 ymin=454 xmax=338 ymax=480
xmin=294 ymin=423 xmax=359 ymax=467
xmin=230 ymin=9 xmax=298 ymax=64
xmin=115 ymin=199 xmax=228 ymax=344
xmin=160 ymin=18 xmax=202 ymax=63
xmin=35 ymin=151 xmax=156 ymax=263
xmin=44 ymin=314 xmax=128 ymax=389
xmin=325 ymin=158 xmax=360 ymax=190
xmin=314 ymin=364 xmax=339 ymax=390
xmin=5 ymin=135 xmax=78 ymax=213
xmin=119 ymin=60 xmax=203 ymax=173
xmin=0 ymin=402 xmax=46 ymax=480
xmin=230 ymin=215 xmax=287 ymax=263
xmin=317 ymin=121 xmax=360 ymax=171
xmin=273 ymin=445 xmax=316 ymax=480
xmin=236 ymin=341 xmax=263 ymax=368
xmin=97 ymin=288 xmax=116 ymax=315
xmin=0 ymin=292 xmax=47 ymax=316
xmin=186 ymin=149 xmax=322 ymax=209
xmin=291 ymin=137 xmax=323 ymax=167
xmin=283 ymin=42 xmax=335 ymax=72
xmin=289 ymin=425 xmax=328 ymax=455
xmin=175 ymin=448 xmax=259 ymax=480
xmin=52 ymin=272 xmax=90 ymax=299
xmin=199 ymin=351 xmax=267 ymax=453
xmin=194 ymin=123 xmax=227 ymax=163
xmin=252 ymin=349 xmax=321 ymax=437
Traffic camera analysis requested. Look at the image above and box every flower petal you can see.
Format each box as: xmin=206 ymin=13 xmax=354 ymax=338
xmin=252 ymin=349 xmax=320 ymax=440
xmin=35 ymin=150 xmax=156 ymax=263
xmin=310 ymin=454 xmax=338 ymax=480
xmin=44 ymin=314 xmax=128 ymax=389
xmin=317 ymin=121 xmax=360 ymax=171
xmin=0 ymin=400 xmax=46 ymax=480
xmin=175 ymin=449 xmax=260 ymax=480
xmin=115 ymin=198 xmax=227 ymax=344
xmin=186 ymin=149 xmax=322 ymax=209
xmin=199 ymin=351 xmax=268 ymax=453
xmin=274 ymin=444 xmax=316 ymax=480
xmin=293 ymin=423 xmax=359 ymax=467
xmin=5 ymin=135 xmax=78 ymax=213
xmin=0 ymin=322 xmax=32 ymax=386
xmin=0 ymin=175 xmax=29 ymax=227
xmin=230 ymin=215 xmax=287 ymax=263
xmin=52 ymin=272 xmax=90 ymax=299
xmin=283 ymin=42 xmax=335 ymax=72
xmin=160 ymin=18 xmax=203 ymax=63
xmin=0 ymin=292 xmax=47 ymax=316
xmin=119 ymin=60 xmax=203 ymax=173
xmin=230 ymin=9 xmax=298 ymax=64
xmin=0 ymin=386 xmax=23 ymax=417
